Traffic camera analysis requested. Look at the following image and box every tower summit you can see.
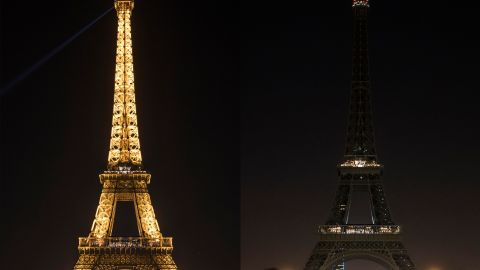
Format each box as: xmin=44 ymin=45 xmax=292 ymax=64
xmin=73 ymin=1 xmax=178 ymax=269
xmin=303 ymin=1 xmax=416 ymax=269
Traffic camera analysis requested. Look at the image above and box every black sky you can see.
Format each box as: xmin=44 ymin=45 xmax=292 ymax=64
xmin=0 ymin=0 xmax=239 ymax=269
xmin=241 ymin=0 xmax=480 ymax=270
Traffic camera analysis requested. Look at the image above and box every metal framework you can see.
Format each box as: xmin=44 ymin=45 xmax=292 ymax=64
xmin=304 ymin=1 xmax=415 ymax=269
xmin=73 ymin=1 xmax=177 ymax=269
xmin=108 ymin=0 xmax=142 ymax=170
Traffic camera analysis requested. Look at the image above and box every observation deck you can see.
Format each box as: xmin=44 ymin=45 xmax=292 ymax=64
xmin=77 ymin=237 xmax=173 ymax=255
xmin=318 ymin=225 xmax=402 ymax=241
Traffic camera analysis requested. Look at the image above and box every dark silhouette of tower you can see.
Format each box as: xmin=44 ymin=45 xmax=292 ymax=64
xmin=303 ymin=1 xmax=416 ymax=269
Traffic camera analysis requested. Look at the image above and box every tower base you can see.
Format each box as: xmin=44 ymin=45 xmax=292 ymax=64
xmin=74 ymin=254 xmax=177 ymax=270
xmin=73 ymin=237 xmax=178 ymax=270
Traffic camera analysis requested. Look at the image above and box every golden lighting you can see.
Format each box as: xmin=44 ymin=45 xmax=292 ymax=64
xmin=108 ymin=0 xmax=142 ymax=169
xmin=73 ymin=1 xmax=177 ymax=269
xmin=90 ymin=174 xmax=164 ymax=241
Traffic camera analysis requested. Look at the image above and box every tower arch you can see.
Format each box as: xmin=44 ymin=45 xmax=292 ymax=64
xmin=322 ymin=251 xmax=399 ymax=270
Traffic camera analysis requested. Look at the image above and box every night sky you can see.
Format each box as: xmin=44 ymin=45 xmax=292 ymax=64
xmin=241 ymin=0 xmax=480 ymax=270
xmin=1 ymin=0 xmax=480 ymax=270
xmin=0 ymin=0 xmax=238 ymax=270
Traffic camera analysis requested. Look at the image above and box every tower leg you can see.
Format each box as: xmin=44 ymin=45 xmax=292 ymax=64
xmin=90 ymin=193 xmax=116 ymax=238
xmin=304 ymin=242 xmax=334 ymax=270
xmin=153 ymin=254 xmax=178 ymax=270
xmin=73 ymin=255 xmax=99 ymax=270
xmin=370 ymin=184 xmax=394 ymax=225
xmin=135 ymin=192 xmax=162 ymax=239
xmin=326 ymin=185 xmax=351 ymax=224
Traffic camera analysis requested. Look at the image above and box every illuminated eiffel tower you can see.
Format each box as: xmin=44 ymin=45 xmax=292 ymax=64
xmin=73 ymin=0 xmax=177 ymax=269
xmin=303 ymin=1 xmax=415 ymax=269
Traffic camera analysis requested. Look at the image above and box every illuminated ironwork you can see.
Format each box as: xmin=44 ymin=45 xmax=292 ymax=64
xmin=73 ymin=1 xmax=178 ymax=269
xmin=79 ymin=237 xmax=173 ymax=248
xmin=108 ymin=0 xmax=142 ymax=170
xmin=303 ymin=1 xmax=416 ymax=269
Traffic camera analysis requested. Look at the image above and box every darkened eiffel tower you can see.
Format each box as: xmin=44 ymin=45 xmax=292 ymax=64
xmin=304 ymin=0 xmax=416 ymax=269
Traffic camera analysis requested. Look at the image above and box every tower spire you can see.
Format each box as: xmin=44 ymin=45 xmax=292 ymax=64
xmin=342 ymin=0 xmax=379 ymax=167
xmin=108 ymin=0 xmax=142 ymax=171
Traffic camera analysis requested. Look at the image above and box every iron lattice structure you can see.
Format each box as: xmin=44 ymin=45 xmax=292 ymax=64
xmin=73 ymin=1 xmax=177 ymax=269
xmin=304 ymin=1 xmax=416 ymax=269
